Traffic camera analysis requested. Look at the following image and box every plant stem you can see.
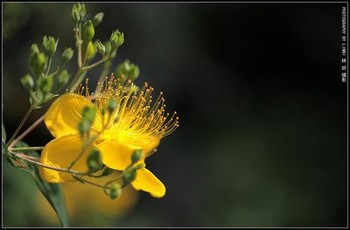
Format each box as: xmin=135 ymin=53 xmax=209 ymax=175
xmin=11 ymin=152 xmax=87 ymax=176
xmin=45 ymin=57 xmax=52 ymax=77
xmin=82 ymin=58 xmax=106 ymax=71
xmin=72 ymin=175 xmax=109 ymax=189
xmin=10 ymin=146 xmax=44 ymax=151
xmin=7 ymin=114 xmax=44 ymax=149
xmin=75 ymin=26 xmax=83 ymax=68
xmin=6 ymin=106 xmax=34 ymax=148
xmin=68 ymin=68 xmax=86 ymax=92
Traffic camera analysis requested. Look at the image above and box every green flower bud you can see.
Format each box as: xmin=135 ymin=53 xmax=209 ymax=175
xmin=93 ymin=12 xmax=104 ymax=26
xmin=40 ymin=76 xmax=54 ymax=94
xmin=110 ymin=30 xmax=124 ymax=49
xmin=96 ymin=41 xmax=105 ymax=56
xmin=115 ymin=59 xmax=140 ymax=82
xmin=134 ymin=162 xmax=146 ymax=170
xmin=83 ymin=41 xmax=96 ymax=60
xmin=79 ymin=106 xmax=97 ymax=136
xmin=122 ymin=166 xmax=137 ymax=186
xmin=42 ymin=36 xmax=58 ymax=57
xmin=107 ymin=97 xmax=117 ymax=113
xmin=29 ymin=49 xmax=46 ymax=77
xmin=79 ymin=3 xmax=86 ymax=18
xmin=57 ymin=70 xmax=70 ymax=87
xmin=108 ymin=183 xmax=122 ymax=200
xmin=131 ymin=149 xmax=143 ymax=165
xmin=87 ymin=149 xmax=103 ymax=172
xmin=82 ymin=106 xmax=97 ymax=124
xmin=128 ymin=64 xmax=140 ymax=81
xmin=61 ymin=47 xmax=74 ymax=65
xmin=72 ymin=11 xmax=80 ymax=24
xmin=82 ymin=20 xmax=95 ymax=41
xmin=104 ymin=41 xmax=112 ymax=54
xmin=20 ymin=74 xmax=35 ymax=92
xmin=79 ymin=120 xmax=90 ymax=136
xmin=101 ymin=167 xmax=114 ymax=176
xmin=31 ymin=44 xmax=39 ymax=53
xmin=72 ymin=3 xmax=85 ymax=23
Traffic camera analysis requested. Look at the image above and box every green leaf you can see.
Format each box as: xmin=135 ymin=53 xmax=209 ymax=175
xmin=35 ymin=175 xmax=69 ymax=227
xmin=14 ymin=141 xmax=69 ymax=227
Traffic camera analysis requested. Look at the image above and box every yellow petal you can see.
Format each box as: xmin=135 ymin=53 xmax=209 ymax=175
xmin=115 ymin=129 xmax=161 ymax=157
xmin=39 ymin=135 xmax=91 ymax=183
xmin=97 ymin=140 xmax=143 ymax=170
xmin=131 ymin=168 xmax=166 ymax=198
xmin=44 ymin=93 xmax=93 ymax=138
xmin=140 ymin=137 xmax=160 ymax=157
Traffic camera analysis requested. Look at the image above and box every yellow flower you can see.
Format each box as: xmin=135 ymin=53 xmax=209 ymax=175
xmin=39 ymin=77 xmax=179 ymax=198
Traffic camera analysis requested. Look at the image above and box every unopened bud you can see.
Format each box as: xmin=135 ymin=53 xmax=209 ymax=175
xmin=87 ymin=149 xmax=103 ymax=172
xmin=61 ymin=47 xmax=74 ymax=65
xmin=116 ymin=59 xmax=140 ymax=81
xmin=83 ymin=41 xmax=96 ymax=60
xmin=82 ymin=20 xmax=95 ymax=41
xmin=110 ymin=30 xmax=124 ymax=49
xmin=79 ymin=106 xmax=97 ymax=136
xmin=93 ymin=12 xmax=104 ymax=26
xmin=20 ymin=74 xmax=35 ymax=92
xmin=42 ymin=36 xmax=58 ymax=57
xmin=82 ymin=106 xmax=97 ymax=124
xmin=72 ymin=3 xmax=85 ymax=23
xmin=131 ymin=149 xmax=143 ymax=165
xmin=57 ymin=70 xmax=70 ymax=87
xmin=72 ymin=11 xmax=80 ymax=24
xmin=40 ymin=76 xmax=54 ymax=94
xmin=107 ymin=97 xmax=117 ymax=113
xmin=96 ymin=41 xmax=105 ymax=56
xmin=122 ymin=166 xmax=137 ymax=186
xmin=108 ymin=183 xmax=122 ymax=200
xmin=29 ymin=47 xmax=46 ymax=77
xmin=79 ymin=120 xmax=90 ymax=136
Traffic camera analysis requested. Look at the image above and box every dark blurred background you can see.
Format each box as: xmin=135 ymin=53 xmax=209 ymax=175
xmin=2 ymin=2 xmax=347 ymax=227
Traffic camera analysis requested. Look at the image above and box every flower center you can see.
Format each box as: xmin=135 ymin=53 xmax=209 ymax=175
xmin=82 ymin=76 xmax=179 ymax=152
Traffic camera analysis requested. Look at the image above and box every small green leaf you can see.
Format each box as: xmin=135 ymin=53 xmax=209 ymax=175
xmin=35 ymin=178 xmax=69 ymax=227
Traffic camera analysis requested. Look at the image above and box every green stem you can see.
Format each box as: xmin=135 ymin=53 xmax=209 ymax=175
xmin=6 ymin=106 xmax=34 ymax=148
xmin=95 ymin=60 xmax=112 ymax=94
xmin=72 ymin=175 xmax=109 ymax=189
xmin=7 ymin=114 xmax=44 ymax=149
xmin=82 ymin=58 xmax=106 ymax=71
xmin=67 ymin=68 xmax=85 ymax=92
xmin=10 ymin=151 xmax=88 ymax=176
xmin=10 ymin=146 xmax=44 ymax=151
xmin=45 ymin=57 xmax=52 ymax=77
xmin=75 ymin=26 xmax=83 ymax=68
